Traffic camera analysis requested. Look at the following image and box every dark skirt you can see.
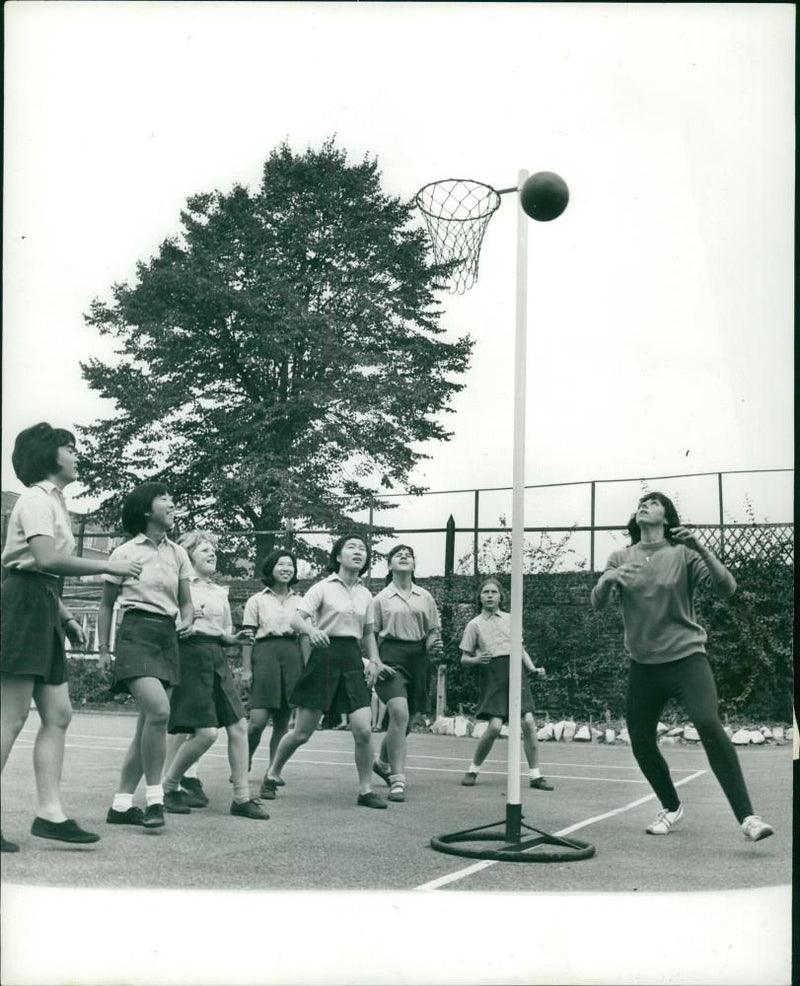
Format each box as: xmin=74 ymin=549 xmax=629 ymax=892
xmin=374 ymin=638 xmax=429 ymax=715
xmin=250 ymin=637 xmax=303 ymax=711
xmin=168 ymin=635 xmax=246 ymax=732
xmin=110 ymin=609 xmax=180 ymax=695
xmin=289 ymin=636 xmax=371 ymax=715
xmin=0 ymin=569 xmax=66 ymax=685
xmin=476 ymin=655 xmax=535 ymax=722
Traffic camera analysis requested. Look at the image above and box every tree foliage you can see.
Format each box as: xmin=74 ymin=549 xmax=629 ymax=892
xmin=78 ymin=139 xmax=472 ymax=559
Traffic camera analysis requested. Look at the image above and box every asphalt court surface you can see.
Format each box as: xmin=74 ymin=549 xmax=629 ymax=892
xmin=1 ymin=711 xmax=792 ymax=893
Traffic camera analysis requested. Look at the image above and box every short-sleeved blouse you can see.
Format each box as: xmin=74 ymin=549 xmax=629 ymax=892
xmin=297 ymin=573 xmax=374 ymax=639
xmin=1 ymin=481 xmax=75 ymax=573
xmin=373 ymin=583 xmax=440 ymax=642
xmin=242 ymin=587 xmax=301 ymax=638
xmin=103 ymin=533 xmax=192 ymax=619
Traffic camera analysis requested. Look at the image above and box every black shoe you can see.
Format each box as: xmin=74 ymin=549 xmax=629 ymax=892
xmin=1 ymin=832 xmax=20 ymax=852
xmin=259 ymin=777 xmax=278 ymax=800
xmin=142 ymin=804 xmax=165 ymax=829
xmin=461 ymin=772 xmax=478 ymax=787
xmin=230 ymin=798 xmax=271 ymax=820
xmin=357 ymin=792 xmax=388 ymax=809
xmin=178 ymin=788 xmax=207 ymax=809
xmin=372 ymin=761 xmax=391 ymax=786
xmin=530 ymin=776 xmax=554 ymax=791
xmin=180 ymin=777 xmax=209 ymax=805
xmin=30 ymin=817 xmax=100 ymax=844
xmin=106 ymin=806 xmax=145 ymax=826
xmin=164 ymin=790 xmax=191 ymax=814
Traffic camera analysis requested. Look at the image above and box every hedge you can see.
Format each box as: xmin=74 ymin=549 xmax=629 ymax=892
xmin=65 ymin=547 xmax=793 ymax=724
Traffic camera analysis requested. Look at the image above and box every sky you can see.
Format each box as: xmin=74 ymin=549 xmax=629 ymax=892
xmin=1 ymin=3 xmax=794 ymax=982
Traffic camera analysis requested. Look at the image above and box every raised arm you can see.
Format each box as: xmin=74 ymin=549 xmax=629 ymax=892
xmin=28 ymin=535 xmax=142 ymax=580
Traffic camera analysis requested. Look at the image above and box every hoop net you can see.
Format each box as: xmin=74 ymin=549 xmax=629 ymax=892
xmin=415 ymin=178 xmax=501 ymax=294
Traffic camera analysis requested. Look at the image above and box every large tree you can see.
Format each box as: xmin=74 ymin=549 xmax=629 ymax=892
xmin=78 ymin=139 xmax=472 ymax=560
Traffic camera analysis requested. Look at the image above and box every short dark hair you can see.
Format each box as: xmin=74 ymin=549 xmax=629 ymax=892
xmin=11 ymin=422 xmax=76 ymax=486
xmin=476 ymin=577 xmax=507 ymax=608
xmin=259 ymin=549 xmax=299 ymax=587
xmin=328 ymin=533 xmax=371 ymax=576
xmin=383 ymin=543 xmax=416 ymax=585
xmin=121 ymin=482 xmax=171 ymax=537
xmin=626 ymin=491 xmax=681 ymax=545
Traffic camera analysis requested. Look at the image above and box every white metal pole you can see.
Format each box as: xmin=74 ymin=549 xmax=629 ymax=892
xmin=506 ymin=168 xmax=529 ymax=825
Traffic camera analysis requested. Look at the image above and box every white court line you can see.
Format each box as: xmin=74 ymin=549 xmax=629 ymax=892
xmin=16 ymin=728 xmax=700 ymax=773
xmin=414 ymin=769 xmax=707 ymax=891
xmin=9 ymin=742 xmax=653 ymax=785
xmin=10 ymin=741 xmax=655 ymax=784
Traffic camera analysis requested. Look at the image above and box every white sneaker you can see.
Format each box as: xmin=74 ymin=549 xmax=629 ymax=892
xmin=646 ymin=804 xmax=684 ymax=835
xmin=741 ymin=815 xmax=774 ymax=842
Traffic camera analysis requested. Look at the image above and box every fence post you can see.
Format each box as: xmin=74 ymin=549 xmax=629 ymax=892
xmin=435 ymin=664 xmax=447 ymax=721
xmin=77 ymin=516 xmax=87 ymax=558
xmin=589 ymin=481 xmax=596 ymax=573
xmin=717 ymin=473 xmax=725 ymax=560
xmin=437 ymin=514 xmax=457 ymax=721
xmin=444 ymin=514 xmax=455 ymax=578
xmin=473 ymin=490 xmax=479 ymax=578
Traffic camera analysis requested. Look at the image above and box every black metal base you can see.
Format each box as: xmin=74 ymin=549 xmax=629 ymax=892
xmin=430 ymin=807 xmax=595 ymax=863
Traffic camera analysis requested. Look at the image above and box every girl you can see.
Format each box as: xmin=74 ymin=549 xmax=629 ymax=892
xmin=97 ymin=483 xmax=194 ymax=830
xmin=1 ymin=423 xmax=142 ymax=852
xmin=240 ymin=549 xmax=307 ymax=800
xmin=370 ymin=544 xmax=442 ymax=803
xmin=262 ymin=534 xmax=389 ymax=809
xmin=591 ymin=492 xmax=774 ymax=841
xmin=161 ymin=532 xmax=269 ymax=820
xmin=459 ymin=578 xmax=553 ymax=791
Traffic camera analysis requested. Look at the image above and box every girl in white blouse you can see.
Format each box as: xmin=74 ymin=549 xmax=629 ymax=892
xmin=263 ymin=534 xmax=390 ymax=809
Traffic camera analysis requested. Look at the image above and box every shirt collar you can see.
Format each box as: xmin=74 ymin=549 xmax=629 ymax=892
xmin=327 ymin=572 xmax=364 ymax=588
xmin=262 ymin=585 xmax=295 ymax=597
xmin=480 ymin=610 xmax=503 ymax=620
xmin=133 ymin=532 xmax=174 ymax=548
xmin=387 ymin=583 xmax=421 ymax=598
xmin=34 ymin=480 xmax=64 ymax=500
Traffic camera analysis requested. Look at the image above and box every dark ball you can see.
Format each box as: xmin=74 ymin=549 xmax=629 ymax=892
xmin=519 ymin=172 xmax=569 ymax=221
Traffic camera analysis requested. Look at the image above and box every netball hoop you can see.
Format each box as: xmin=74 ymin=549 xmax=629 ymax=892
xmin=415 ymin=179 xmax=503 ymax=293
xmin=418 ymin=171 xmax=595 ymax=864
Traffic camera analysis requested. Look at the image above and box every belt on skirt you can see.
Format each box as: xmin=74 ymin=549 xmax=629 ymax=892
xmin=255 ymin=633 xmax=298 ymax=640
xmin=121 ymin=608 xmax=176 ymax=622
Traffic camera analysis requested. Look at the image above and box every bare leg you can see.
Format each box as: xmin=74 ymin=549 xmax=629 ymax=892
xmin=118 ymin=678 xmax=170 ymax=791
xmin=267 ymin=707 xmax=320 ymax=780
xmin=349 ymin=706 xmax=375 ymax=794
xmin=267 ymin=709 xmax=291 ymax=768
xmin=471 ymin=718 xmax=503 ymax=767
xmin=164 ymin=728 xmax=217 ymax=783
xmin=522 ymin=713 xmax=540 ymax=769
xmin=1 ymin=675 xmax=35 ymax=774
xmin=247 ymin=708 xmax=270 ymax=768
xmin=226 ymin=719 xmax=250 ymax=794
xmin=383 ymin=697 xmax=410 ymax=777
xmin=31 ymin=681 xmax=73 ymax=822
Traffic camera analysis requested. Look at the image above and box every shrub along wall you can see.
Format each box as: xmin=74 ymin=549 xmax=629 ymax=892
xmin=66 ymin=557 xmax=793 ymax=724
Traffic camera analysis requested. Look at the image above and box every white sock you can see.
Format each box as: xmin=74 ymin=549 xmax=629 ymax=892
xmin=530 ymin=768 xmax=541 ymax=780
xmin=145 ymin=784 xmax=164 ymax=806
xmin=112 ymin=793 xmax=134 ymax=812
xmin=468 ymin=763 xmax=481 ymax=775
xmin=389 ymin=773 xmax=406 ymax=785
xmin=233 ymin=786 xmax=250 ymax=803
xmin=162 ymin=775 xmax=180 ymax=793
xmin=376 ymin=757 xmax=390 ymax=771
